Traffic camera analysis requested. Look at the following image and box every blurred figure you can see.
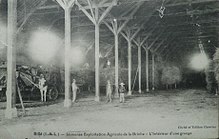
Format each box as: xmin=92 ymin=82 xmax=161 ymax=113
xmin=72 ymin=79 xmax=78 ymax=102
xmin=119 ymin=82 xmax=126 ymax=103
xmin=39 ymin=74 xmax=47 ymax=102
xmin=106 ymin=80 xmax=112 ymax=102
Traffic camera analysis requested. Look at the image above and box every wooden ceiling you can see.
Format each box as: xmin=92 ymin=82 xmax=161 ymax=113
xmin=0 ymin=0 xmax=218 ymax=65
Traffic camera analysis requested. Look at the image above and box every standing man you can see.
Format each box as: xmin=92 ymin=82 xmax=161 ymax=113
xmin=39 ymin=74 xmax=48 ymax=102
xmin=106 ymin=80 xmax=112 ymax=102
xmin=72 ymin=79 xmax=78 ymax=103
xmin=119 ymin=82 xmax=126 ymax=103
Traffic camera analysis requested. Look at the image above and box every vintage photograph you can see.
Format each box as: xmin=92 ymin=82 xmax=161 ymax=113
xmin=0 ymin=0 xmax=218 ymax=139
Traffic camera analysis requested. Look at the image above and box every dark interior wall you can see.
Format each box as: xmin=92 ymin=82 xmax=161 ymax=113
xmin=182 ymin=69 xmax=207 ymax=89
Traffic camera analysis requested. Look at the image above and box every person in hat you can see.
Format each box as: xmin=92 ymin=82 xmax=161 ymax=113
xmin=119 ymin=82 xmax=126 ymax=103
xmin=106 ymin=80 xmax=112 ymax=102
xmin=72 ymin=79 xmax=78 ymax=103
xmin=38 ymin=74 xmax=48 ymax=102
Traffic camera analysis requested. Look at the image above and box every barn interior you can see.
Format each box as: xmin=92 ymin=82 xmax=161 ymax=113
xmin=0 ymin=1 xmax=218 ymax=138
xmin=0 ymin=0 xmax=218 ymax=133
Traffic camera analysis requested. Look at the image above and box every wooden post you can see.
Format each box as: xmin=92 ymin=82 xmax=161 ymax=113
xmin=94 ymin=8 xmax=100 ymax=102
xmin=114 ymin=26 xmax=119 ymax=98
xmin=16 ymin=81 xmax=25 ymax=115
xmin=133 ymin=32 xmax=154 ymax=94
xmin=103 ymin=20 xmax=119 ymax=98
xmin=5 ymin=0 xmax=18 ymax=119
xmin=128 ymin=39 xmax=132 ymax=95
xmin=64 ymin=7 xmax=72 ymax=107
xmin=121 ymin=30 xmax=142 ymax=96
xmin=146 ymin=48 xmax=149 ymax=92
xmin=138 ymin=45 xmax=142 ymax=93
xmin=152 ymin=53 xmax=155 ymax=91
xmin=55 ymin=0 xmax=75 ymax=107
xmin=104 ymin=18 xmax=132 ymax=98
xmin=76 ymin=1 xmax=115 ymax=102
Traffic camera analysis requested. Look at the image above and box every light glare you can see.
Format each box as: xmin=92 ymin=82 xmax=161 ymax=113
xmin=27 ymin=29 xmax=61 ymax=64
xmin=69 ymin=47 xmax=84 ymax=65
xmin=190 ymin=53 xmax=209 ymax=71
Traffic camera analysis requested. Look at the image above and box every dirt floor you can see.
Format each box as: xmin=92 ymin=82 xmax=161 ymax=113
xmin=0 ymin=89 xmax=218 ymax=139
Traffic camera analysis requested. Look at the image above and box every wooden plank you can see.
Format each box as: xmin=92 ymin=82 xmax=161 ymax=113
xmin=103 ymin=20 xmax=114 ymax=33
xmin=156 ymin=35 xmax=177 ymax=54
xmin=152 ymin=40 xmax=165 ymax=53
xmin=119 ymin=3 xmax=137 ymax=17
xmin=68 ymin=0 xmax=76 ymax=8
xmin=99 ymin=0 xmax=109 ymax=6
xmin=130 ymin=12 xmax=155 ymax=41
xmin=151 ymin=32 xmax=174 ymax=53
xmin=84 ymin=0 xmax=117 ymax=9
xmin=148 ymin=29 xmax=166 ymax=49
xmin=140 ymin=27 xmax=157 ymax=46
xmin=56 ymin=0 xmax=66 ymax=9
xmin=76 ymin=1 xmax=95 ymax=24
xmin=98 ymin=0 xmax=117 ymax=23
xmin=133 ymin=39 xmax=140 ymax=47
xmin=17 ymin=0 xmax=47 ymax=34
xmin=118 ymin=2 xmax=143 ymax=33
xmin=39 ymin=0 xmax=218 ymax=10
xmin=121 ymin=31 xmax=129 ymax=41
xmin=166 ymin=0 xmax=218 ymax=7
xmin=16 ymin=81 xmax=25 ymax=115
xmin=133 ymin=26 xmax=156 ymax=47
xmin=87 ymin=0 xmax=95 ymax=19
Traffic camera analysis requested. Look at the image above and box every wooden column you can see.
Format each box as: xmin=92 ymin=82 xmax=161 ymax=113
xmin=138 ymin=45 xmax=142 ymax=93
xmin=128 ymin=39 xmax=132 ymax=95
xmin=103 ymin=20 xmax=120 ymax=98
xmin=76 ymin=0 xmax=115 ymax=101
xmin=5 ymin=0 xmax=18 ymax=119
xmin=64 ymin=7 xmax=72 ymax=107
xmin=152 ymin=53 xmax=155 ymax=91
xmin=133 ymin=32 xmax=154 ymax=94
xmin=121 ymin=33 xmax=140 ymax=96
xmin=94 ymin=8 xmax=100 ymax=101
xmin=56 ymin=0 xmax=75 ymax=107
xmin=114 ymin=27 xmax=119 ymax=98
xmin=146 ymin=48 xmax=149 ymax=92
xmin=104 ymin=18 xmax=131 ymax=98
xmin=104 ymin=3 xmax=143 ymax=96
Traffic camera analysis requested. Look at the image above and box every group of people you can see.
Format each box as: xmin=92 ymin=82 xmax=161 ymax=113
xmin=71 ymin=79 xmax=127 ymax=103
xmin=38 ymin=74 xmax=126 ymax=103
xmin=106 ymin=80 xmax=126 ymax=103
xmin=38 ymin=74 xmax=79 ymax=103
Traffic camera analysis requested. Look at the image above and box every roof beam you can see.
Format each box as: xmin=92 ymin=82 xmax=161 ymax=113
xmin=79 ymin=0 xmax=117 ymax=10
xmin=87 ymin=0 xmax=95 ymax=19
xmin=147 ymin=29 xmax=166 ymax=50
xmin=17 ymin=0 xmax=47 ymax=34
xmin=98 ymin=0 xmax=117 ymax=24
xmin=118 ymin=2 xmax=143 ymax=33
xmin=132 ymin=26 xmax=156 ymax=47
xmin=76 ymin=0 xmax=95 ymax=24
xmin=155 ymin=34 xmax=176 ymax=54
xmin=166 ymin=0 xmax=218 ymax=7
